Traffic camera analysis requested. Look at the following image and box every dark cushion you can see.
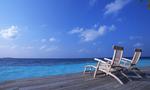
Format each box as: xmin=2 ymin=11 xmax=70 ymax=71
xmin=113 ymin=45 xmax=124 ymax=50
xmin=135 ymin=48 xmax=142 ymax=52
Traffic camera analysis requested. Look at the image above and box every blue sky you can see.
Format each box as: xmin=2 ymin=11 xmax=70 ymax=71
xmin=0 ymin=0 xmax=149 ymax=58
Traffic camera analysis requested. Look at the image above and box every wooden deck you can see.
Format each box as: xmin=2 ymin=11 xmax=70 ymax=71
xmin=0 ymin=67 xmax=150 ymax=90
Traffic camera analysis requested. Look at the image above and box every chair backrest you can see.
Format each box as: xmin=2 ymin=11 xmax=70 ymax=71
xmin=131 ymin=48 xmax=142 ymax=65
xmin=111 ymin=45 xmax=124 ymax=66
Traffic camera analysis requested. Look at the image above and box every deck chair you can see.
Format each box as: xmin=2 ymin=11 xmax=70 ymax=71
xmin=121 ymin=49 xmax=145 ymax=78
xmin=121 ymin=48 xmax=142 ymax=69
xmin=84 ymin=46 xmax=128 ymax=84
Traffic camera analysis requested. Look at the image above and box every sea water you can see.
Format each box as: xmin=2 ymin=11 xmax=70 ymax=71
xmin=0 ymin=58 xmax=149 ymax=82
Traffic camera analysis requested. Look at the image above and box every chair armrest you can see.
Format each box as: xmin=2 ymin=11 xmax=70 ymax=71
xmin=94 ymin=58 xmax=107 ymax=64
xmin=104 ymin=58 xmax=112 ymax=62
xmin=104 ymin=58 xmax=112 ymax=63
xmin=122 ymin=58 xmax=131 ymax=62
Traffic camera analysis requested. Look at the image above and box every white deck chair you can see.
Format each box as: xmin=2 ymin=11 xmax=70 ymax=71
xmin=84 ymin=46 xmax=127 ymax=84
xmin=121 ymin=49 xmax=144 ymax=78
xmin=121 ymin=48 xmax=142 ymax=69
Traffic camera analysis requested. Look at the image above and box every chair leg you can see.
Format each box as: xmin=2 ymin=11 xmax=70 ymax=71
xmin=133 ymin=70 xmax=143 ymax=78
xmin=130 ymin=67 xmax=145 ymax=78
xmin=109 ymin=72 xmax=124 ymax=85
xmin=83 ymin=67 xmax=87 ymax=74
xmin=93 ymin=68 xmax=98 ymax=78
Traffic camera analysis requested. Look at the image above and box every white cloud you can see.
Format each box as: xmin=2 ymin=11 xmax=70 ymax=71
xmin=133 ymin=42 xmax=143 ymax=47
xmin=40 ymin=45 xmax=47 ymax=50
xmin=80 ymin=29 xmax=101 ymax=42
xmin=104 ymin=0 xmax=131 ymax=15
xmin=69 ymin=25 xmax=116 ymax=42
xmin=68 ymin=27 xmax=83 ymax=34
xmin=49 ymin=37 xmax=56 ymax=42
xmin=98 ymin=25 xmax=107 ymax=35
xmin=41 ymin=37 xmax=57 ymax=43
xmin=39 ymin=45 xmax=58 ymax=52
xmin=0 ymin=25 xmax=18 ymax=39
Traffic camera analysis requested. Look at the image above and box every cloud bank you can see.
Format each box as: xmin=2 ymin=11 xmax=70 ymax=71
xmin=104 ymin=0 xmax=131 ymax=15
xmin=69 ymin=25 xmax=116 ymax=42
xmin=0 ymin=25 xmax=18 ymax=40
